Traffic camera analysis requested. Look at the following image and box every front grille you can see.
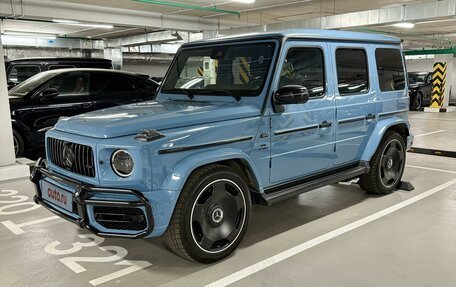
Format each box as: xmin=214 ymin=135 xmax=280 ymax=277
xmin=93 ymin=206 xmax=147 ymax=231
xmin=47 ymin=138 xmax=96 ymax=177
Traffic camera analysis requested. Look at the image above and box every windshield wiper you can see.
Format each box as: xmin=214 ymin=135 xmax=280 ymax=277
xmin=198 ymin=89 xmax=241 ymax=102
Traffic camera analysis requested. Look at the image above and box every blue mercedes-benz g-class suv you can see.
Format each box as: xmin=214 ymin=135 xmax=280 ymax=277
xmin=32 ymin=29 xmax=413 ymax=263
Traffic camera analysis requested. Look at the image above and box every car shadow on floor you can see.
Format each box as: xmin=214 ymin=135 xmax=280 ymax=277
xmin=89 ymin=183 xmax=376 ymax=285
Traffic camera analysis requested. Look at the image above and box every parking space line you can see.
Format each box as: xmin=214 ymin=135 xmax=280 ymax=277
xmin=204 ymin=178 xmax=456 ymax=287
xmin=413 ymin=130 xmax=446 ymax=138
xmin=405 ymin=164 xmax=456 ymax=175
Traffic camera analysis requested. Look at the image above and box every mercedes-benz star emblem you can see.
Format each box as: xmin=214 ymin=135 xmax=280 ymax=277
xmin=212 ymin=208 xmax=224 ymax=224
xmin=62 ymin=144 xmax=75 ymax=170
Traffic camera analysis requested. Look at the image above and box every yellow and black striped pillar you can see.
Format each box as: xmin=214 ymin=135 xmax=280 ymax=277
xmin=239 ymin=57 xmax=250 ymax=84
xmin=197 ymin=66 xmax=204 ymax=77
xmin=431 ymin=62 xmax=447 ymax=108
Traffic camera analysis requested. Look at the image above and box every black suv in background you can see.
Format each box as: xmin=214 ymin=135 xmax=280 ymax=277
xmin=408 ymin=71 xmax=432 ymax=110
xmin=6 ymin=58 xmax=112 ymax=89
xmin=9 ymin=68 xmax=159 ymax=157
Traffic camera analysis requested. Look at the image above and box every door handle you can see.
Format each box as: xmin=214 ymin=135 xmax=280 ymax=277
xmin=365 ymin=113 xmax=376 ymax=120
xmin=81 ymin=102 xmax=93 ymax=108
xmin=319 ymin=120 xmax=332 ymax=128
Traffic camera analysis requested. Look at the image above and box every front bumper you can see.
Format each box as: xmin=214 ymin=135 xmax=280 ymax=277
xmin=31 ymin=158 xmax=154 ymax=238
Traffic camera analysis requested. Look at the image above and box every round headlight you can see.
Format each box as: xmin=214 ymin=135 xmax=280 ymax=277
xmin=111 ymin=150 xmax=134 ymax=177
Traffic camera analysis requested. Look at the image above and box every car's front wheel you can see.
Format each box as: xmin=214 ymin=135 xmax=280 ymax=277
xmin=165 ymin=164 xmax=251 ymax=263
xmin=13 ymin=129 xmax=25 ymax=157
xmin=411 ymin=93 xmax=422 ymax=110
xmin=359 ymin=131 xmax=406 ymax=194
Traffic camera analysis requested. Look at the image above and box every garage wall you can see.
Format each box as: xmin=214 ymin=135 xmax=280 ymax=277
xmin=4 ymin=47 xmax=104 ymax=59
xmin=406 ymin=58 xmax=434 ymax=72
xmin=122 ymin=62 xmax=171 ymax=77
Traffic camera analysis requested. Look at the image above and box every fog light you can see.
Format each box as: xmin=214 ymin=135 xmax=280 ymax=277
xmin=111 ymin=150 xmax=134 ymax=177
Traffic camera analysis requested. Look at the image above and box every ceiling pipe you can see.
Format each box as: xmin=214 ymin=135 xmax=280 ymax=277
xmin=131 ymin=0 xmax=240 ymax=17
xmin=404 ymin=48 xmax=456 ymax=55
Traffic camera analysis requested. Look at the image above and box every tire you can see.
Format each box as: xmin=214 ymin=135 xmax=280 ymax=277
xmin=165 ymin=164 xmax=251 ymax=263
xmin=411 ymin=93 xmax=422 ymax=110
xmin=13 ymin=129 xmax=25 ymax=157
xmin=359 ymin=131 xmax=406 ymax=195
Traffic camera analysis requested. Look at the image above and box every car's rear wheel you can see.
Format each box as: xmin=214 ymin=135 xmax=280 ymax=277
xmin=13 ymin=129 xmax=25 ymax=157
xmin=359 ymin=131 xmax=406 ymax=195
xmin=165 ymin=164 xmax=251 ymax=263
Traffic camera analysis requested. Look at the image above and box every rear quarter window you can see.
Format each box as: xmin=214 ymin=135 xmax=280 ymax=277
xmin=375 ymin=48 xmax=405 ymax=92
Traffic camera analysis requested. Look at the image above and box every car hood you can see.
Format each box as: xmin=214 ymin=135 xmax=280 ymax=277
xmin=54 ymin=100 xmax=261 ymax=138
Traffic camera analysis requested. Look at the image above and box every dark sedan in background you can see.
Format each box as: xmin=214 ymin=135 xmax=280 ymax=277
xmin=6 ymin=58 xmax=113 ymax=89
xmin=9 ymin=68 xmax=159 ymax=157
xmin=408 ymin=71 xmax=432 ymax=110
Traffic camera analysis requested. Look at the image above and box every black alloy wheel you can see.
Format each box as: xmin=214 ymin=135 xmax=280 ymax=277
xmin=379 ymin=139 xmax=405 ymax=189
xmin=13 ymin=129 xmax=25 ymax=157
xmin=359 ymin=131 xmax=406 ymax=195
xmin=165 ymin=164 xmax=251 ymax=263
xmin=413 ymin=94 xmax=422 ymax=110
xmin=190 ymin=178 xmax=247 ymax=254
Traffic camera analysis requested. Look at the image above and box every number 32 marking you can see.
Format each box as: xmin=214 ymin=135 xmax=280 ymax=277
xmin=45 ymin=234 xmax=152 ymax=286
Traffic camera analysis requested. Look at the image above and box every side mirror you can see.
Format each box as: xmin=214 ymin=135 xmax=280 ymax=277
xmin=273 ymin=85 xmax=309 ymax=105
xmin=7 ymin=81 xmax=16 ymax=90
xmin=41 ymin=88 xmax=60 ymax=100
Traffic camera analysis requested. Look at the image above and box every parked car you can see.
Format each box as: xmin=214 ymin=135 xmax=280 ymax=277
xmin=408 ymin=71 xmax=432 ymax=110
xmin=10 ymin=68 xmax=159 ymax=157
xmin=31 ymin=30 xmax=413 ymax=263
xmin=6 ymin=58 xmax=112 ymax=89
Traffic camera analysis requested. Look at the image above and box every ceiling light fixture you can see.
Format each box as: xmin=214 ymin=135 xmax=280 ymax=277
xmin=52 ymin=19 xmax=113 ymax=29
xmin=3 ymin=31 xmax=57 ymax=39
xmin=392 ymin=22 xmax=415 ymax=29
xmin=233 ymin=0 xmax=255 ymax=3
xmin=52 ymin=19 xmax=79 ymax=24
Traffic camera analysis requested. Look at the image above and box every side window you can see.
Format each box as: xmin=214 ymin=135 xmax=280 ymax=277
xmin=47 ymin=73 xmax=90 ymax=97
xmin=375 ymin=48 xmax=405 ymax=92
xmin=8 ymin=65 xmax=41 ymax=84
xmin=278 ymin=47 xmax=325 ymax=98
xmin=90 ymin=73 xmax=135 ymax=94
xmin=336 ymin=48 xmax=369 ymax=95
xmin=48 ymin=65 xmax=76 ymax=70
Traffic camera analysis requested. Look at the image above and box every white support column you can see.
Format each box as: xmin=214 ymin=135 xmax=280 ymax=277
xmin=0 ymin=32 xmax=30 ymax=181
xmin=0 ymin=35 xmax=16 ymax=166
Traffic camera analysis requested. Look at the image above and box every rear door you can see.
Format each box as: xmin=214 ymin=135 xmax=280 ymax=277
xmin=332 ymin=44 xmax=377 ymax=166
xmin=269 ymin=41 xmax=336 ymax=184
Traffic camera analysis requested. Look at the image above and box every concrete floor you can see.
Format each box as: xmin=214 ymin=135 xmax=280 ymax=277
xmin=0 ymin=111 xmax=455 ymax=287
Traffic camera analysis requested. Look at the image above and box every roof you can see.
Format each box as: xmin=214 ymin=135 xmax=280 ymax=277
xmin=183 ymin=29 xmax=402 ymax=47
xmin=5 ymin=57 xmax=111 ymax=63
xmin=38 ymin=68 xmax=148 ymax=77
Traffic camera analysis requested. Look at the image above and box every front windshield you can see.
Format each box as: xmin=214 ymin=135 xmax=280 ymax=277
xmin=161 ymin=41 xmax=276 ymax=97
xmin=408 ymin=72 xmax=428 ymax=84
xmin=9 ymin=71 xmax=57 ymax=98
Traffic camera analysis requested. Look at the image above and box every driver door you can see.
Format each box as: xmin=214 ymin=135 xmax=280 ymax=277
xmin=30 ymin=72 xmax=94 ymax=144
xmin=269 ymin=42 xmax=336 ymax=184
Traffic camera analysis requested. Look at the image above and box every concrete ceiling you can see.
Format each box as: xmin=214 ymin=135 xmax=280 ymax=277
xmin=1 ymin=19 xmax=159 ymax=39
xmin=0 ymin=0 xmax=454 ymax=49
xmin=62 ymin=0 xmax=431 ymax=24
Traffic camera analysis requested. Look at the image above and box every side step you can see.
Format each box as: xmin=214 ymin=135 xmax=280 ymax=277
xmin=263 ymin=165 xmax=368 ymax=205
